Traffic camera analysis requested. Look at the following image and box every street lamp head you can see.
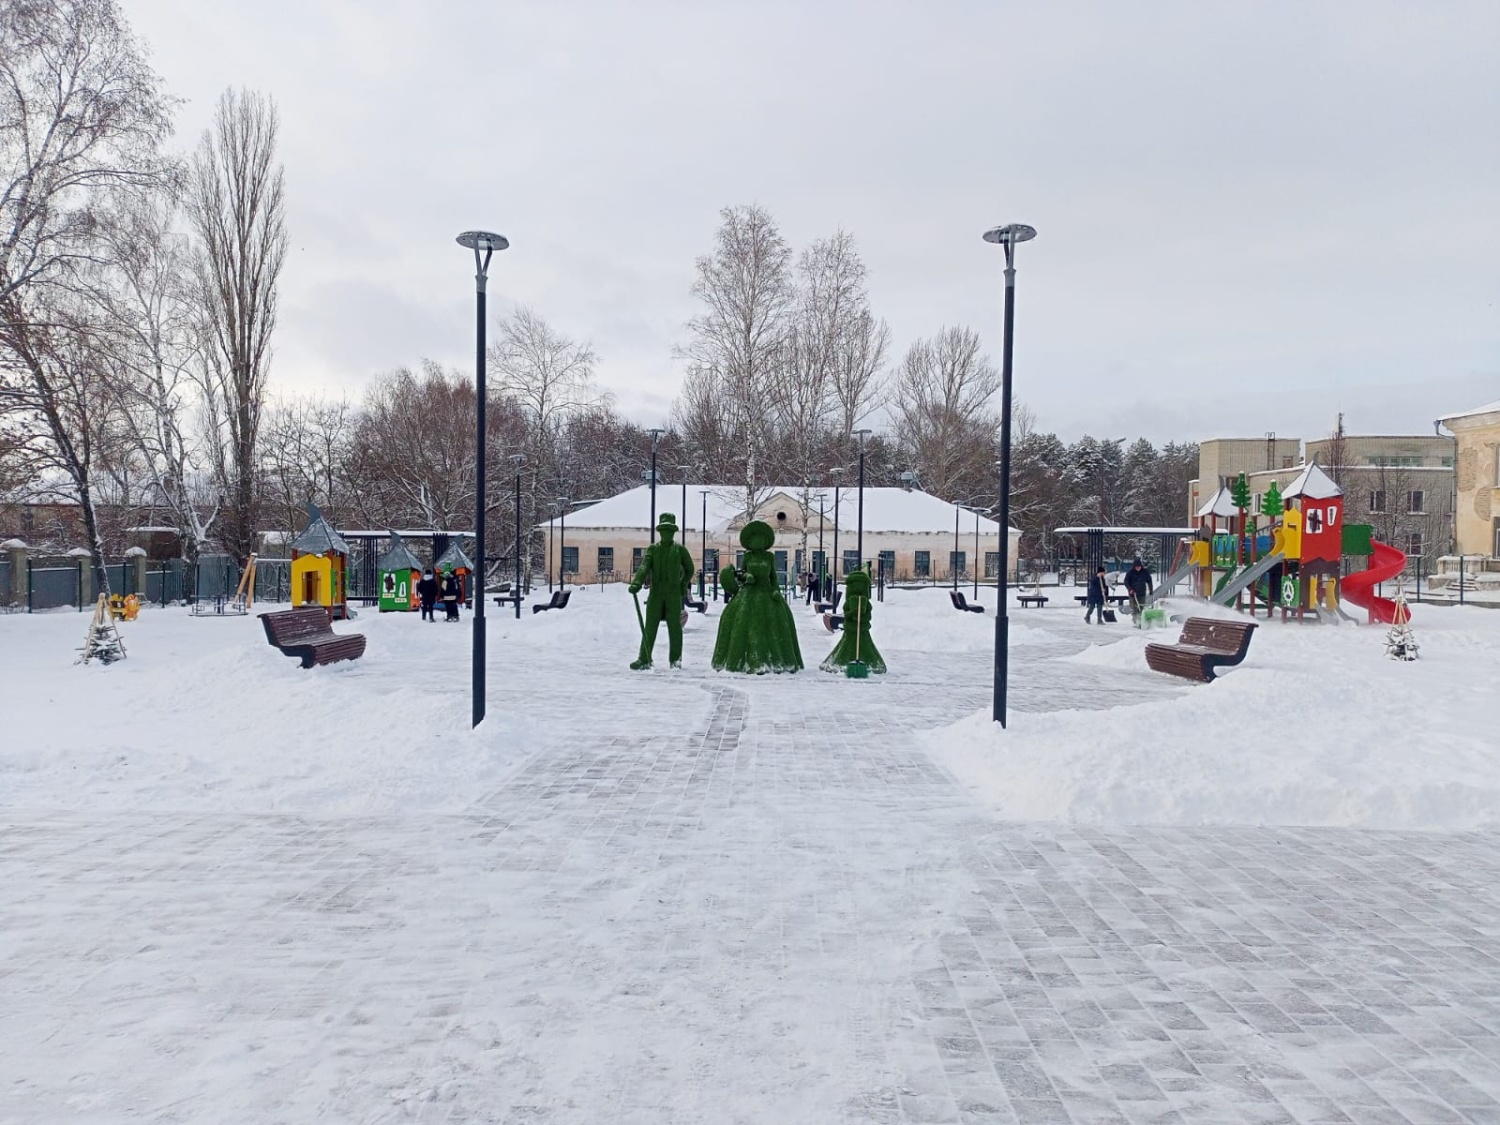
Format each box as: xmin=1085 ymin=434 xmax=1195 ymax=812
xmin=508 ymin=453 xmax=525 ymax=466
xmin=982 ymin=224 xmax=1036 ymax=245
xmin=456 ymin=230 xmax=509 ymax=253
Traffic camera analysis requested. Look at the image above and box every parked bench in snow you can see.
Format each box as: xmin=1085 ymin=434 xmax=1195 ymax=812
xmin=822 ymin=612 xmax=844 ymax=632
xmin=815 ymin=590 xmax=841 ymax=614
xmin=532 ymin=589 xmax=572 ymax=614
xmin=1017 ymin=594 xmax=1049 ymax=608
xmin=949 ymin=590 xmax=985 ymax=614
xmin=1144 ymin=616 xmax=1256 ymax=683
xmin=259 ymin=607 xmax=366 ymax=669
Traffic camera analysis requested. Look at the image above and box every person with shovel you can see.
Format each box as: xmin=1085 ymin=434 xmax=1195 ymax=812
xmin=628 ymin=513 xmax=696 ymax=670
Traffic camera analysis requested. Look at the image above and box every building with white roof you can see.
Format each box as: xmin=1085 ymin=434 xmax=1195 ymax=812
xmin=1438 ymin=400 xmax=1500 ymax=567
xmin=538 ymin=484 xmax=1022 ymax=584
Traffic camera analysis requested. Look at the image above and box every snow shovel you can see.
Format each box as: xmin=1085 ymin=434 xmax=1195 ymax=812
xmin=845 ymin=597 xmax=869 ymax=679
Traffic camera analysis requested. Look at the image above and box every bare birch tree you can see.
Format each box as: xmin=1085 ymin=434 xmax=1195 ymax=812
xmin=675 ymin=204 xmax=793 ymax=519
xmin=186 ymin=87 xmax=287 ymax=567
xmin=891 ymin=326 xmax=1001 ymax=499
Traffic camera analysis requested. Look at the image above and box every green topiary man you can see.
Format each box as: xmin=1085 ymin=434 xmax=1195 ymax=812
xmin=629 ymin=513 xmax=696 ymax=670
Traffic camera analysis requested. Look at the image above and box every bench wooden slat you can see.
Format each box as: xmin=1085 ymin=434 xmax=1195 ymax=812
xmin=1145 ymin=616 xmax=1256 ymax=683
xmin=259 ymin=608 xmax=366 ymax=668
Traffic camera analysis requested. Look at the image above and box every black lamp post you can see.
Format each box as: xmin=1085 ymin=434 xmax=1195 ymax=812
xmin=547 ymin=512 xmax=554 ymax=593
xmin=953 ymin=501 xmax=962 ymax=590
xmin=699 ymin=489 xmax=709 ymax=600
xmin=983 ymin=221 xmax=1036 ymax=728
xmin=816 ymin=490 xmax=826 ymax=596
xmin=854 ymin=429 xmax=872 ymax=570
xmin=456 ymin=229 xmax=508 ymax=730
xmin=830 ymin=467 xmax=845 ymax=585
xmin=509 ymin=454 xmax=524 ymax=618
xmin=557 ymin=496 xmax=569 ymax=589
xmin=647 ymin=428 xmax=665 ymax=542
xmin=974 ymin=504 xmax=982 ymax=601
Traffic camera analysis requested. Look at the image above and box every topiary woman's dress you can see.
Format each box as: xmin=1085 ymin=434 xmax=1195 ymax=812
xmin=712 ymin=523 xmax=803 ymax=674
xmin=820 ymin=571 xmax=886 ymax=673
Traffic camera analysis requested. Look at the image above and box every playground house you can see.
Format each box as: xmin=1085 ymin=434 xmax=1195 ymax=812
xmin=289 ymin=504 xmax=351 ymax=620
xmin=434 ymin=540 xmax=474 ymax=606
xmin=539 ymin=485 xmax=1022 ymax=586
xmin=377 ymin=532 xmax=423 ymax=612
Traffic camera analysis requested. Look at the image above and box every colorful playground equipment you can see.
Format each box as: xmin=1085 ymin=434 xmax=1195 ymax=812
xmin=377 ymin=532 xmax=422 ymax=612
xmin=434 ymin=540 xmax=474 ymax=607
xmin=290 ymin=504 xmax=351 ymax=620
xmin=1185 ymin=465 xmax=1408 ymax=625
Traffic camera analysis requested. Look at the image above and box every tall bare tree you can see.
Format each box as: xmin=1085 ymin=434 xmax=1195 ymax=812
xmin=891 ymin=325 xmax=1001 ymax=499
xmin=0 ymin=0 xmax=174 ymax=583
xmin=675 ymin=204 xmax=793 ymax=518
xmin=186 ymin=87 xmax=287 ymax=566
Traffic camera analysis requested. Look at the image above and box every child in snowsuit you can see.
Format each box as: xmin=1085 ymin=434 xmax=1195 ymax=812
xmin=1084 ymin=566 xmax=1109 ymax=625
xmin=417 ymin=569 xmax=439 ymax=621
xmin=441 ymin=571 xmax=460 ymax=621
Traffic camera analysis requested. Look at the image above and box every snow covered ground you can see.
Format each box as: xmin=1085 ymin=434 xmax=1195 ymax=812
xmin=3 ymin=588 xmax=1499 ymax=1122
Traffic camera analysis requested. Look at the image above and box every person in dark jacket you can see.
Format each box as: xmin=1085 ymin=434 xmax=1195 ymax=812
xmin=1084 ymin=566 xmax=1109 ymax=624
xmin=441 ymin=571 xmax=460 ymax=621
xmin=1123 ymin=557 xmax=1154 ymax=622
xmin=416 ymin=569 xmax=439 ymax=621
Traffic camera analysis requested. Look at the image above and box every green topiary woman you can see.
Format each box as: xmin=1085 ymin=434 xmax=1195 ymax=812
xmin=712 ymin=519 xmax=803 ymax=674
xmin=820 ymin=568 xmax=886 ymax=674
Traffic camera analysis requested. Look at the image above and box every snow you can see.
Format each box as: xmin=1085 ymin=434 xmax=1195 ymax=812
xmin=550 ymin=484 xmax=1017 ymax=535
xmin=930 ymin=599 xmax=1500 ymax=829
xmin=1441 ymin=398 xmax=1500 ymax=422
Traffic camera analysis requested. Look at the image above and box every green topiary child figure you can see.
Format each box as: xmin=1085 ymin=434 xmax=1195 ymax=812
xmin=629 ymin=513 xmax=696 ymax=670
xmin=820 ymin=568 xmax=886 ymax=674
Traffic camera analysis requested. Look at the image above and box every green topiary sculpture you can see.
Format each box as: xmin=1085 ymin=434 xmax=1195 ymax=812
xmin=711 ymin=520 xmax=803 ymax=674
xmin=629 ymin=513 xmax=696 ymax=670
xmin=821 ymin=568 xmax=885 ymax=674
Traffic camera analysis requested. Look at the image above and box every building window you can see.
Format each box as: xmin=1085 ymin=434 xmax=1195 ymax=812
xmin=704 ymin=548 xmax=719 ymax=574
xmin=1368 ymin=490 xmax=1386 ymax=513
xmin=949 ymin=550 xmax=967 ymax=577
xmin=1282 ymin=456 xmax=1295 ymax=469
xmin=1494 ymin=519 xmax=1500 ymax=559
xmin=631 ymin=547 xmax=644 ymax=573
xmin=596 ymin=546 xmax=614 ymax=575
xmin=810 ymin=550 xmax=826 ymax=576
xmin=985 ymin=551 xmax=1000 ymax=577
xmin=1408 ymin=490 xmax=1425 ymax=514
xmin=735 ymin=550 xmax=745 ymax=570
xmin=842 ymin=549 xmax=859 ymax=576
xmin=1406 ymin=532 xmax=1423 ymax=559
xmin=914 ymin=550 xmax=931 ymax=578
xmin=561 ymin=546 xmax=578 ymax=575
xmin=774 ymin=550 xmax=788 ymax=577
xmin=877 ymin=550 xmax=895 ymax=578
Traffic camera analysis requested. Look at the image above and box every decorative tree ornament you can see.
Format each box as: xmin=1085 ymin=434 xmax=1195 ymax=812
xmin=1383 ymin=583 xmax=1418 ymax=661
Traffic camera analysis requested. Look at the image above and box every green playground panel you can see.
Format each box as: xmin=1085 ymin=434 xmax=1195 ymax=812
xmin=1342 ymin=523 xmax=1373 ymax=556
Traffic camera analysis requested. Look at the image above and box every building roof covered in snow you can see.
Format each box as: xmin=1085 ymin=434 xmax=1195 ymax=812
xmin=538 ymin=485 xmax=1019 ymax=536
xmin=435 ymin=540 xmax=473 ymax=572
xmin=378 ymin=532 xmax=423 ymax=572
xmin=289 ymin=504 xmax=350 ymax=556
xmin=1441 ymin=400 xmax=1500 ymax=425
xmin=1282 ymin=462 xmax=1343 ymax=501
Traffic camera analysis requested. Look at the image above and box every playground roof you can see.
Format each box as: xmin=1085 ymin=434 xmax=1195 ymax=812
xmin=1055 ymin=526 xmax=1195 ymax=536
xmin=378 ymin=533 xmax=423 ymax=572
xmin=1196 ymin=486 xmax=1239 ymax=518
xmin=539 ymin=484 xmax=1019 ymax=536
xmin=435 ymin=540 xmax=473 ymax=571
xmin=337 ymin=528 xmax=473 ymax=539
xmin=290 ymin=505 xmax=350 ymax=556
xmin=1283 ymin=462 xmax=1343 ymax=500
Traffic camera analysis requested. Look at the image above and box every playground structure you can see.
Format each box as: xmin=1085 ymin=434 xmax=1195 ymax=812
xmin=1184 ymin=464 xmax=1409 ymax=625
xmin=290 ymin=505 xmax=351 ymax=620
xmin=434 ymin=540 xmax=475 ymax=608
xmin=377 ymin=532 xmax=423 ymax=612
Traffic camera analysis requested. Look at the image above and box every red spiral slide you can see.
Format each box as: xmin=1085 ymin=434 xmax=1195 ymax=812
xmin=1341 ymin=540 xmax=1407 ymax=624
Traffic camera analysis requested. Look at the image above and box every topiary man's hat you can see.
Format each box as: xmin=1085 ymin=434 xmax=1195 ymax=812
xmin=657 ymin=512 xmax=679 ymax=533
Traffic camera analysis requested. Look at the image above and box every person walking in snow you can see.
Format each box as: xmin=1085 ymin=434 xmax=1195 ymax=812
xmin=441 ymin=570 xmax=461 ymax=622
xmin=1084 ymin=565 xmax=1109 ymax=625
xmin=1123 ymin=557 xmax=1154 ymax=623
xmin=417 ymin=568 xmax=439 ymax=621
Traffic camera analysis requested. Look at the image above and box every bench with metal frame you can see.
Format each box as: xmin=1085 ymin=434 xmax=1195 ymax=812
xmin=949 ymin=590 xmax=985 ymax=614
xmin=1017 ymin=594 xmax=1049 ymax=608
xmin=1144 ymin=616 xmax=1257 ymax=683
xmin=532 ymin=588 xmax=572 ymax=614
xmin=259 ymin=607 xmax=366 ymax=668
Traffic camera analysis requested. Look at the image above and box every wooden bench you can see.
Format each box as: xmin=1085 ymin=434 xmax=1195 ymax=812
xmin=259 ymin=607 xmax=366 ymax=669
xmin=532 ymin=588 xmax=572 ymax=614
xmin=822 ymin=612 xmax=844 ymax=632
xmin=815 ymin=591 xmax=842 ymax=614
xmin=1017 ymin=594 xmax=1049 ymax=608
xmin=1145 ymin=617 xmax=1257 ymax=683
xmin=950 ymin=590 xmax=985 ymax=614
xmin=1074 ymin=593 xmax=1130 ymax=606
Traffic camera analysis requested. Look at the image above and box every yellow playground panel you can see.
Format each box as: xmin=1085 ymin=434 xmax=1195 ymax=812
xmin=107 ymin=593 xmax=141 ymax=621
xmin=291 ymin=553 xmax=340 ymax=612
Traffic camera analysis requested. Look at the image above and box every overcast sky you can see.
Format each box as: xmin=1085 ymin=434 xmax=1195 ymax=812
xmin=126 ymin=0 xmax=1497 ymax=445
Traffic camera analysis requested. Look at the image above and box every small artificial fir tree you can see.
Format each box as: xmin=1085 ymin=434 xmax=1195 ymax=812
xmin=1230 ymin=472 xmax=1253 ymax=562
xmin=1384 ymin=585 xmax=1419 ymax=661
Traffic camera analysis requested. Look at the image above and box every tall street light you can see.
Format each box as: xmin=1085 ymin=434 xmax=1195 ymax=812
xmin=556 ymin=496 xmax=570 ymax=590
xmin=699 ymin=489 xmax=710 ymax=600
xmin=647 ymin=428 xmax=665 ymax=542
xmin=854 ymin=429 xmax=872 ymax=571
xmin=829 ymin=466 xmax=845 ymax=587
xmin=678 ymin=465 xmax=692 ymax=568
xmin=953 ymin=500 xmax=962 ymax=591
xmin=983 ymin=221 xmax=1036 ymax=728
xmin=456 ymin=229 xmax=508 ymax=729
xmin=974 ymin=503 xmax=983 ymax=601
xmin=816 ymin=489 xmax=826 ymax=598
xmin=509 ymin=454 xmax=524 ymax=619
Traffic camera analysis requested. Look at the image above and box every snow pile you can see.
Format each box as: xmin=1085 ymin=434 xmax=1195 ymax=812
xmin=928 ymin=603 xmax=1500 ymax=829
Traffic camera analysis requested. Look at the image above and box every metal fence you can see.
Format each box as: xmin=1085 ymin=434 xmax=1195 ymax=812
xmin=28 ymin=563 xmax=79 ymax=611
xmin=145 ymin=560 xmax=185 ymax=606
xmin=0 ymin=558 xmax=11 ymax=609
xmin=254 ymin=558 xmax=292 ymax=604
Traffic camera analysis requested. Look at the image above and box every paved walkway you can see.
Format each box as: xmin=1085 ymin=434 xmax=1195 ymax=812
xmin=3 ymin=615 xmax=1498 ymax=1123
